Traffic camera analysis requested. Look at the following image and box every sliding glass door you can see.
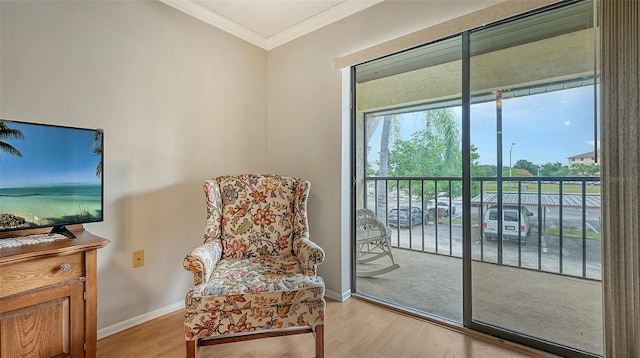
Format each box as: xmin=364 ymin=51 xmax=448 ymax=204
xmin=352 ymin=1 xmax=601 ymax=356
xmin=468 ymin=2 xmax=602 ymax=355
xmin=353 ymin=35 xmax=464 ymax=323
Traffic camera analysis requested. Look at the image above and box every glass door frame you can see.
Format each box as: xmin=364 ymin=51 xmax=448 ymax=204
xmin=460 ymin=28 xmax=599 ymax=358
xmin=350 ymin=2 xmax=600 ymax=357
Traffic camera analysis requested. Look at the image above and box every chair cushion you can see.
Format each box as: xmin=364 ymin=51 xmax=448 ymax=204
xmin=187 ymin=255 xmax=325 ymax=313
xmin=217 ymin=175 xmax=297 ymax=259
xmin=184 ymin=256 xmax=325 ymax=340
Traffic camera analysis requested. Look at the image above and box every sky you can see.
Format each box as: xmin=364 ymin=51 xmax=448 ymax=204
xmin=367 ymin=85 xmax=599 ymax=169
xmin=0 ymin=121 xmax=101 ymax=188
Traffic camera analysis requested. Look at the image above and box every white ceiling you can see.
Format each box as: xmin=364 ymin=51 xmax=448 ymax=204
xmin=160 ymin=0 xmax=383 ymax=50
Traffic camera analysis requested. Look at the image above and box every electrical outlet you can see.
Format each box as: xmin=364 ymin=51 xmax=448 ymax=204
xmin=133 ymin=250 xmax=144 ymax=268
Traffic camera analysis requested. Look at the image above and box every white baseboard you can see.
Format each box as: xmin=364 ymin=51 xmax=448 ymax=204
xmin=326 ymin=288 xmax=351 ymax=302
xmin=97 ymin=300 xmax=184 ymax=340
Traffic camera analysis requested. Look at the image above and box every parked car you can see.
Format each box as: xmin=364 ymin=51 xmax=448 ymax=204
xmin=388 ymin=207 xmax=425 ymax=227
xmin=426 ymin=197 xmax=456 ymax=218
xmin=483 ymin=205 xmax=533 ymax=244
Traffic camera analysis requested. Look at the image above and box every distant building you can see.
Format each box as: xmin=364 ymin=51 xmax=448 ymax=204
xmin=568 ymin=150 xmax=600 ymax=167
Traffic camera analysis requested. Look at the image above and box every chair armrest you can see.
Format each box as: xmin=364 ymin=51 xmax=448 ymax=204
xmin=183 ymin=240 xmax=223 ymax=285
xmin=294 ymin=237 xmax=325 ymax=276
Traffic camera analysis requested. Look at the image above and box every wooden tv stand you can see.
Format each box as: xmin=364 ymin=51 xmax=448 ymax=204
xmin=0 ymin=225 xmax=109 ymax=357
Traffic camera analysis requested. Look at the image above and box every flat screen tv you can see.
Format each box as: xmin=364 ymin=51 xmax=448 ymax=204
xmin=0 ymin=119 xmax=103 ymax=238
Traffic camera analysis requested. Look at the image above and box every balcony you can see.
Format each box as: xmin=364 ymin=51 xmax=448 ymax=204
xmin=357 ymin=176 xmax=603 ymax=355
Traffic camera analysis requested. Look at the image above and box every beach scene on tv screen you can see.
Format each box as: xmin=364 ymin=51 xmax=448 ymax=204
xmin=0 ymin=121 xmax=103 ymax=231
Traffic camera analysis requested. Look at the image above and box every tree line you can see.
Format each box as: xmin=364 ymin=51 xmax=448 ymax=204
xmin=368 ymin=109 xmax=599 ymax=201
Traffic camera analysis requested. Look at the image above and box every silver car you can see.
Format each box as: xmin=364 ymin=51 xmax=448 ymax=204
xmin=388 ymin=207 xmax=425 ymax=227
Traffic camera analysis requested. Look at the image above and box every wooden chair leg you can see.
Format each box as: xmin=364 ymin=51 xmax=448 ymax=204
xmin=186 ymin=340 xmax=199 ymax=358
xmin=315 ymin=325 xmax=324 ymax=358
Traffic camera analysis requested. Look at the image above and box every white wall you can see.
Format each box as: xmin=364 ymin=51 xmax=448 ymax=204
xmin=267 ymin=0 xmax=502 ymax=300
xmin=0 ymin=0 xmax=267 ymax=329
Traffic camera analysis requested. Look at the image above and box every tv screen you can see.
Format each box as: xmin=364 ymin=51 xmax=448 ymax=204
xmin=0 ymin=119 xmax=103 ymax=237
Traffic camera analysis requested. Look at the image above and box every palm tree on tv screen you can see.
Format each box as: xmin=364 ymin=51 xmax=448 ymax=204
xmin=93 ymin=130 xmax=103 ymax=177
xmin=0 ymin=121 xmax=24 ymax=159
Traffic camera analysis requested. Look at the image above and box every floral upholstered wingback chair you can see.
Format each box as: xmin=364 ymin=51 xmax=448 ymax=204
xmin=183 ymin=174 xmax=325 ymax=358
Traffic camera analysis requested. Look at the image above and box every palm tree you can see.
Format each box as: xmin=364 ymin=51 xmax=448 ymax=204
xmin=93 ymin=130 xmax=103 ymax=177
xmin=426 ymin=108 xmax=460 ymax=173
xmin=375 ymin=116 xmax=393 ymax=221
xmin=0 ymin=121 xmax=24 ymax=158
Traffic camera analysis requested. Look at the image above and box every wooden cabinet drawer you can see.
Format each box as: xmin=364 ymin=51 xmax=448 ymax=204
xmin=0 ymin=253 xmax=84 ymax=298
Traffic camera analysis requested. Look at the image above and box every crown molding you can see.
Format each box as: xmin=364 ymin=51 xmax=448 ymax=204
xmin=159 ymin=0 xmax=383 ymax=50
xmin=159 ymin=0 xmax=268 ymax=48
xmin=265 ymin=1 xmax=383 ymax=50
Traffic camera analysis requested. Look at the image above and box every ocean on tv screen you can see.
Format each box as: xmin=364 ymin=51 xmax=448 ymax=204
xmin=0 ymin=184 xmax=102 ymax=230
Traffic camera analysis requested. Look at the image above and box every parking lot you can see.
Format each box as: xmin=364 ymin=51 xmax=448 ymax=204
xmin=367 ymin=199 xmax=602 ymax=279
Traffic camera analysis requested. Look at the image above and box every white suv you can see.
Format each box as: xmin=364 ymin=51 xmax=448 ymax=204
xmin=482 ymin=205 xmax=533 ymax=244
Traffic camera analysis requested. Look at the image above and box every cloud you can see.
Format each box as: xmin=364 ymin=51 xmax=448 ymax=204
xmin=565 ymin=120 xmax=571 ymax=126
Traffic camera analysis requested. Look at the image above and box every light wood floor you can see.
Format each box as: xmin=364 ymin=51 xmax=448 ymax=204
xmin=97 ymin=298 xmax=556 ymax=358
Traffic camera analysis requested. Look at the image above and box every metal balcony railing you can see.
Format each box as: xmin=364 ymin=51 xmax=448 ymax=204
xmin=363 ymin=176 xmax=602 ymax=280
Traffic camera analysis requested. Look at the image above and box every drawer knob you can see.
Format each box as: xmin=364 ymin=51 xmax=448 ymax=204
xmin=59 ymin=263 xmax=71 ymax=271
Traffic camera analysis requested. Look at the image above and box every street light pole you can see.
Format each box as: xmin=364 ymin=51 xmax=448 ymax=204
xmin=509 ymin=142 xmax=516 ymax=191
